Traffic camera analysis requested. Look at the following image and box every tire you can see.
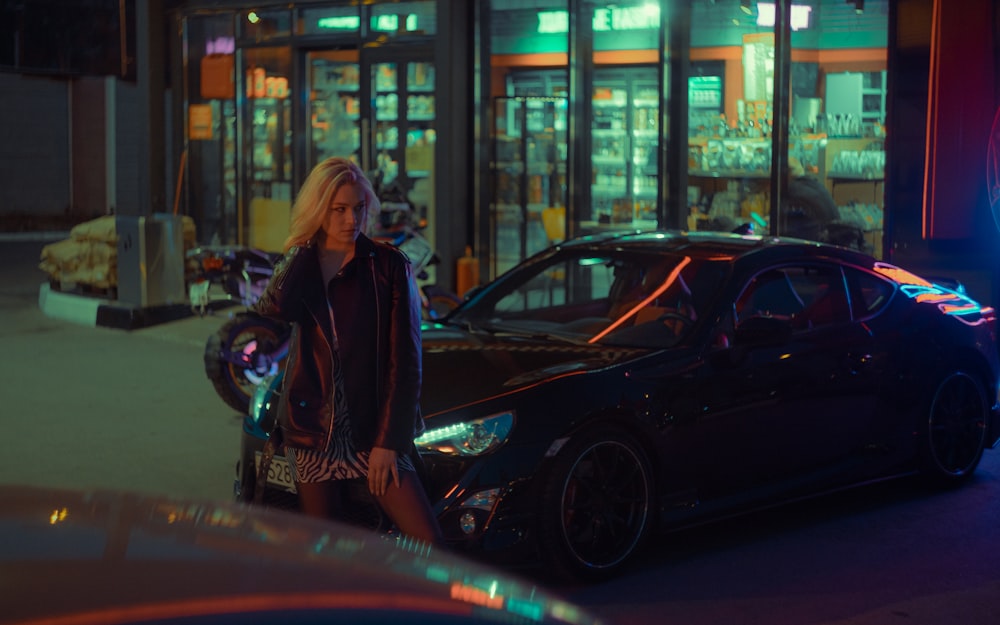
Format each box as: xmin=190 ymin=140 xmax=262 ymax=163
xmin=204 ymin=314 xmax=289 ymax=414
xmin=538 ymin=427 xmax=654 ymax=581
xmin=919 ymin=370 xmax=988 ymax=486
xmin=422 ymin=285 xmax=462 ymax=320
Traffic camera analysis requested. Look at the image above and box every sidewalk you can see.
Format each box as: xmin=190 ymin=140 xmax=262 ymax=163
xmin=2 ymin=234 xmax=194 ymax=331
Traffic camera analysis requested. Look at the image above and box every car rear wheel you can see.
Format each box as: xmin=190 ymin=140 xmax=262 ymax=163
xmin=920 ymin=370 xmax=988 ymax=485
xmin=538 ymin=427 xmax=653 ymax=581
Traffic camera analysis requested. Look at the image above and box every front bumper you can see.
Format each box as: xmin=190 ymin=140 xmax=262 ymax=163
xmin=236 ymin=426 xmax=546 ymax=570
xmin=423 ymin=454 xmax=545 ymax=570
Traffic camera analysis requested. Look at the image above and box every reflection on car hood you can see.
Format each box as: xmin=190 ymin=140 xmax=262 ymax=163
xmin=0 ymin=485 xmax=605 ymax=625
xmin=421 ymin=325 xmax=641 ymax=415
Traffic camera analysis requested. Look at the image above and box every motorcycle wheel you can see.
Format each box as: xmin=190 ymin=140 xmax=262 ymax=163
xmin=422 ymin=285 xmax=463 ymax=320
xmin=205 ymin=313 xmax=288 ymax=414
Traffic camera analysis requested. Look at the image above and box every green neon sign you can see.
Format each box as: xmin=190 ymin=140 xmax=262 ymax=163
xmin=537 ymin=5 xmax=660 ymax=34
xmin=317 ymin=16 xmax=361 ymax=30
xmin=372 ymin=14 xmax=419 ymax=32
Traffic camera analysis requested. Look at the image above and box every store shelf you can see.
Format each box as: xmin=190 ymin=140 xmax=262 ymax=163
xmin=828 ymin=173 xmax=884 ymax=181
xmin=689 ymin=169 xmax=771 ymax=179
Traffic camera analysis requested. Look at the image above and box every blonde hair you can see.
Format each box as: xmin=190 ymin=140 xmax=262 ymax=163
xmin=283 ymin=157 xmax=380 ymax=252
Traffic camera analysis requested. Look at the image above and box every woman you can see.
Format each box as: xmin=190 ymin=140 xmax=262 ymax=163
xmin=254 ymin=157 xmax=443 ymax=545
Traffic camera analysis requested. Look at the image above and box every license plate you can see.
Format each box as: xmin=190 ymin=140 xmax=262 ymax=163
xmin=254 ymin=452 xmax=297 ymax=493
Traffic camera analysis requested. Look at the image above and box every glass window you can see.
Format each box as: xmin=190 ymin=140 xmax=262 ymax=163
xmin=736 ymin=265 xmax=850 ymax=330
xmin=453 ymin=249 xmax=720 ymax=349
xmin=687 ymin=1 xmax=888 ymax=258
xmin=844 ymin=265 xmax=895 ymax=320
xmin=185 ymin=14 xmax=237 ymax=245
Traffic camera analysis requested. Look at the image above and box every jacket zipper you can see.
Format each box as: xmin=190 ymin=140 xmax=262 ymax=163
xmin=371 ymin=252 xmax=382 ymax=406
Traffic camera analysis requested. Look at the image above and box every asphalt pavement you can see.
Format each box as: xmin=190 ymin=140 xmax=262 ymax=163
xmin=0 ymin=236 xmax=242 ymax=501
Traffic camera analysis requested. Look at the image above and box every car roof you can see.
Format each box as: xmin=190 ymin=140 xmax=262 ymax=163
xmin=558 ymin=229 xmax=872 ymax=266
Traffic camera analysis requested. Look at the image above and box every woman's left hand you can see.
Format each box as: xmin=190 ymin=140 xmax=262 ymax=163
xmin=368 ymin=446 xmax=400 ymax=496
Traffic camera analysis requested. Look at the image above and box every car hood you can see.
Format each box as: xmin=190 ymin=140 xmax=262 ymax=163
xmin=420 ymin=324 xmax=642 ymax=415
xmin=0 ymin=485 xmax=606 ymax=625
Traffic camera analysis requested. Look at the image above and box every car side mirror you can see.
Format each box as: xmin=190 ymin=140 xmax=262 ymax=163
xmin=734 ymin=315 xmax=792 ymax=347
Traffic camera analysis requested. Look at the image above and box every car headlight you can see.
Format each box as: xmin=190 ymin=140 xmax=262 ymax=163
xmin=415 ymin=411 xmax=514 ymax=456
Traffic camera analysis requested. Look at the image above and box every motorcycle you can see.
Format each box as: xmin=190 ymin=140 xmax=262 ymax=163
xmin=198 ymin=204 xmax=461 ymax=415
xmin=186 ymin=245 xmax=280 ymax=316
xmin=187 ymin=245 xmax=292 ymax=415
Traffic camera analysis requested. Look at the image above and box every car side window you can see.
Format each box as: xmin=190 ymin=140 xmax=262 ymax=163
xmin=735 ymin=265 xmax=851 ymax=331
xmin=843 ymin=266 xmax=895 ymax=320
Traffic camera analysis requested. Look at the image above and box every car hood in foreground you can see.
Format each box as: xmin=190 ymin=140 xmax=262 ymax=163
xmin=420 ymin=324 xmax=642 ymax=415
xmin=0 ymin=485 xmax=605 ymax=625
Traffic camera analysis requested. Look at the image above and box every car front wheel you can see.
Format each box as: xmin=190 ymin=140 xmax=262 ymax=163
xmin=538 ymin=427 xmax=654 ymax=581
xmin=920 ymin=370 xmax=988 ymax=485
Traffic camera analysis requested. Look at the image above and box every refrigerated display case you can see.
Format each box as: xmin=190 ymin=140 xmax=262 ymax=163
xmin=491 ymin=96 xmax=567 ymax=275
xmin=589 ymin=67 xmax=659 ymax=229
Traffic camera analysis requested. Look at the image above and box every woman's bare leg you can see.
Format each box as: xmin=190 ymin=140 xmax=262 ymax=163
xmin=296 ymin=480 xmax=344 ymax=520
xmin=375 ymin=471 xmax=444 ymax=545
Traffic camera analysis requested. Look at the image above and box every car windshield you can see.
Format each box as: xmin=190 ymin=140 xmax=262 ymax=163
xmin=449 ymin=248 xmax=726 ymax=348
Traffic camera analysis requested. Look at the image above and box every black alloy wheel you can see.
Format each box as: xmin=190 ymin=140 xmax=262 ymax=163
xmin=922 ymin=370 xmax=988 ymax=485
xmin=539 ymin=428 xmax=653 ymax=581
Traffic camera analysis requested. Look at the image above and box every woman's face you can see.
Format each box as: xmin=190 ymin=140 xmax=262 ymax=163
xmin=322 ymin=181 xmax=367 ymax=249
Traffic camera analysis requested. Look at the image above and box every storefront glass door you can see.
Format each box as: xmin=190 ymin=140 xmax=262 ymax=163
xmin=491 ymin=96 xmax=568 ymax=276
xmin=369 ymin=58 xmax=436 ymax=203
xmin=307 ymin=50 xmax=362 ymax=170
xmin=590 ymin=66 xmax=659 ymax=231
xmin=304 ymin=51 xmax=435 ymax=207
xmin=586 ymin=1 xmax=663 ymax=235
xmin=240 ymin=46 xmax=292 ymax=252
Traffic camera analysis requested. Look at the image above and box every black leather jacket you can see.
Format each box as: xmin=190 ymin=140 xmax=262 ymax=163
xmin=253 ymin=234 xmax=423 ymax=455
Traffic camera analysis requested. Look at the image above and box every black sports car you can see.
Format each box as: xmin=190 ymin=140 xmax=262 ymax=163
xmin=237 ymin=230 xmax=1000 ymax=580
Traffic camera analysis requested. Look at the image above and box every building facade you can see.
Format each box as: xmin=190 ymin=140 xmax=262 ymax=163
xmin=160 ymin=0 xmax=999 ymax=302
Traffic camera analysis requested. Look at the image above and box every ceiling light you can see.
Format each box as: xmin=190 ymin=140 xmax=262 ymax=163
xmin=855 ymin=0 xmax=864 ymax=14
xmin=740 ymin=0 xmax=753 ymax=15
